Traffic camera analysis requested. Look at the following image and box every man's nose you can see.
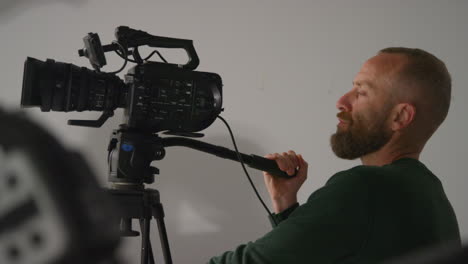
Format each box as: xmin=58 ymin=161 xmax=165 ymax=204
xmin=336 ymin=92 xmax=352 ymax=112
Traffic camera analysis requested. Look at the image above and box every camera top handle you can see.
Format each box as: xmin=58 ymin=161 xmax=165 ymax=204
xmin=78 ymin=26 xmax=200 ymax=71
xmin=115 ymin=26 xmax=200 ymax=70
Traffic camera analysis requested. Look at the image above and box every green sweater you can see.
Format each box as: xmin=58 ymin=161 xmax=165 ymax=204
xmin=208 ymin=158 xmax=461 ymax=264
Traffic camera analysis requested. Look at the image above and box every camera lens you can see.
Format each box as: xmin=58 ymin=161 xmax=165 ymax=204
xmin=21 ymin=57 xmax=43 ymax=108
xmin=21 ymin=57 xmax=126 ymax=113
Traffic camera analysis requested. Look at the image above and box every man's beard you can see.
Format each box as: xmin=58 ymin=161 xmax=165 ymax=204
xmin=330 ymin=111 xmax=393 ymax=160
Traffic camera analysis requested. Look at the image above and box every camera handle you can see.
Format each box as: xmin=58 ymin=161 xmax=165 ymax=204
xmin=107 ymin=128 xmax=295 ymax=187
xmin=78 ymin=26 xmax=200 ymax=71
xmin=161 ymin=137 xmax=296 ymax=179
xmin=114 ymin=26 xmax=200 ymax=70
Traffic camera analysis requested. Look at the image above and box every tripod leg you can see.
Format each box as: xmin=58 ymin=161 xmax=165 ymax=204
xmin=140 ymin=218 xmax=151 ymax=264
xmin=149 ymin=240 xmax=156 ymax=264
xmin=154 ymin=205 xmax=173 ymax=264
xmin=141 ymin=223 xmax=158 ymax=264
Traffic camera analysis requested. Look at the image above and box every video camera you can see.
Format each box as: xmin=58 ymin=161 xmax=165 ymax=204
xmin=21 ymin=26 xmax=223 ymax=134
xmin=15 ymin=26 xmax=293 ymax=264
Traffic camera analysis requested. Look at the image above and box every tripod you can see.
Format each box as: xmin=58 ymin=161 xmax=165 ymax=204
xmin=106 ymin=187 xmax=171 ymax=264
xmin=106 ymin=125 xmax=292 ymax=264
xmin=107 ymin=127 xmax=172 ymax=264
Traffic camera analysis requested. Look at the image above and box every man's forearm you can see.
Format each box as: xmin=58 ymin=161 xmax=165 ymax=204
xmin=272 ymin=196 xmax=297 ymax=213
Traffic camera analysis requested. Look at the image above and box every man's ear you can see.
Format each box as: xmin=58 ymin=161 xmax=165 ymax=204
xmin=391 ymin=103 xmax=416 ymax=131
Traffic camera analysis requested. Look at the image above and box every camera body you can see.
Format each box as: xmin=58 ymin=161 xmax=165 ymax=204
xmin=124 ymin=62 xmax=222 ymax=133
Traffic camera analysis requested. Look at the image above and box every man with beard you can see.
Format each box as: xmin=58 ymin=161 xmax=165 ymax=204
xmin=208 ymin=48 xmax=460 ymax=264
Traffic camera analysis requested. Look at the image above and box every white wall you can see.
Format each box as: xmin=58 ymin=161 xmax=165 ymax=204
xmin=1 ymin=0 xmax=467 ymax=263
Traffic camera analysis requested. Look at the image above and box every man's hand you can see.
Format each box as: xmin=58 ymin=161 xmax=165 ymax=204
xmin=263 ymin=151 xmax=308 ymax=213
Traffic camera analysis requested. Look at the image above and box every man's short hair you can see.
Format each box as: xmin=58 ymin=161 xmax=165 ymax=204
xmin=379 ymin=47 xmax=452 ymax=135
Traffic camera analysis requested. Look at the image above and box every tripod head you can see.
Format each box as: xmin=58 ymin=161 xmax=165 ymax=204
xmin=107 ymin=124 xmax=295 ymax=190
xmin=107 ymin=126 xmax=165 ymax=189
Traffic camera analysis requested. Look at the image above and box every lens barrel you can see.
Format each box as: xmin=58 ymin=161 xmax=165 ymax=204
xmin=21 ymin=57 xmax=126 ymax=112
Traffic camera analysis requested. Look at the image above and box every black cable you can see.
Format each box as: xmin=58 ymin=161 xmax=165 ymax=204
xmin=114 ymin=49 xmax=138 ymax=63
xmin=154 ymin=50 xmax=168 ymax=63
xmin=143 ymin=51 xmax=157 ymax=61
xmin=108 ymin=41 xmax=128 ymax=74
xmin=115 ymin=48 xmax=168 ymax=64
xmin=144 ymin=50 xmax=168 ymax=63
xmin=217 ymin=116 xmax=277 ymax=225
